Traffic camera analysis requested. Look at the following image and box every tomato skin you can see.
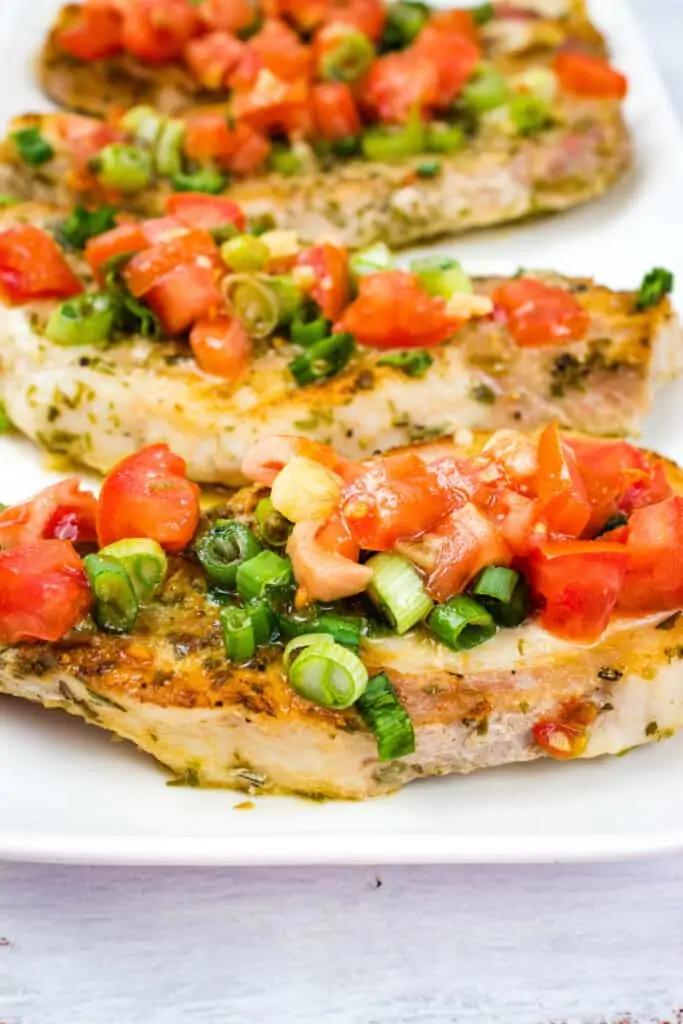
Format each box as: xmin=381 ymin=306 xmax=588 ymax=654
xmin=0 ymin=540 xmax=92 ymax=643
xmin=527 ymin=539 xmax=627 ymax=643
xmin=554 ymin=51 xmax=628 ymax=100
xmin=311 ymin=83 xmax=361 ymax=142
xmin=145 ymin=261 xmax=224 ymax=334
xmin=533 ymin=702 xmax=598 ymax=760
xmin=493 ymin=277 xmax=590 ymax=348
xmin=338 ymin=270 xmax=461 ymax=349
xmin=97 ymin=444 xmax=200 ymax=553
xmin=85 ymin=222 xmax=149 ymax=280
xmin=296 ymin=243 xmax=350 ymax=321
xmin=412 ymin=25 xmax=481 ymax=106
xmin=315 ymin=509 xmax=360 ymax=562
xmin=247 ymin=19 xmax=313 ymax=82
xmin=57 ymin=5 xmax=123 ymax=61
xmin=198 ymin=0 xmax=255 ymax=34
xmin=426 ymin=502 xmax=511 ymax=602
xmin=232 ymin=73 xmax=312 ymax=136
xmin=183 ymin=111 xmax=237 ymax=162
xmin=429 ymin=9 xmax=479 ymax=44
xmin=123 ymin=229 xmax=219 ymax=298
xmin=224 ymin=122 xmax=271 ymax=174
xmin=189 ymin=316 xmax=252 ymax=378
xmin=0 ymin=478 xmax=97 ymax=549
xmin=618 ymin=497 xmax=683 ymax=613
xmin=166 ymin=193 xmax=246 ymax=232
xmin=183 ymin=31 xmax=244 ymax=89
xmin=324 ymin=0 xmax=385 ymax=40
xmin=120 ymin=0 xmax=198 ymax=63
xmin=0 ymin=226 xmax=83 ymax=303
xmin=364 ymin=51 xmax=439 ymax=123
xmin=536 ymin=421 xmax=591 ymax=538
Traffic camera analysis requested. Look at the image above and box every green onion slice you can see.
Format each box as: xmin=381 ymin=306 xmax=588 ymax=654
xmin=349 ymin=242 xmax=395 ymax=281
xmin=155 ymin=119 xmax=185 ymax=176
xmin=290 ymin=310 xmax=329 ymax=346
xmin=12 ymin=127 xmax=55 ymax=166
xmin=462 ymin=65 xmax=508 ymax=114
xmin=236 ymin=549 xmax=293 ymax=601
xmin=356 ymin=672 xmax=416 ymax=760
xmin=223 ymin=273 xmax=280 ymax=338
xmin=380 ymin=0 xmax=429 ymax=50
xmin=320 ymin=30 xmax=375 ymax=83
xmin=268 ymin=275 xmax=302 ymax=326
xmin=57 ymin=205 xmax=118 ymax=250
xmin=98 ymin=538 xmax=168 ymax=604
xmin=284 ymin=634 xmax=368 ymax=709
xmin=366 ymin=553 xmax=434 ymax=634
xmin=277 ymin=609 xmax=365 ymax=648
xmin=84 ymin=553 xmax=139 ymax=634
xmin=470 ymin=566 xmax=529 ymax=628
xmin=377 ymin=349 xmax=433 ymax=377
xmin=473 ymin=2 xmax=494 ymax=25
xmin=171 ymin=167 xmax=228 ymax=194
xmin=45 ymin=292 xmax=116 ymax=347
xmin=221 ymin=234 xmax=270 ymax=273
xmin=636 ymin=267 xmax=674 ymax=310
xmin=331 ymin=135 xmax=361 ymax=158
xmin=120 ymin=105 xmax=164 ymax=143
xmin=361 ymin=112 xmax=425 ymax=162
xmin=220 ymin=599 xmax=274 ymax=662
xmin=196 ymin=519 xmax=262 ymax=588
xmin=268 ymin=144 xmax=304 ymax=176
xmin=428 ymin=594 xmax=496 ymax=651
xmin=508 ymin=94 xmax=552 ymax=137
xmin=288 ymin=332 xmax=355 ymax=386
xmin=93 ymin=144 xmax=153 ymax=192
xmin=254 ymin=497 xmax=292 ymax=547
xmin=410 ymin=255 xmax=472 ymax=298
xmin=425 ymin=123 xmax=466 ymax=153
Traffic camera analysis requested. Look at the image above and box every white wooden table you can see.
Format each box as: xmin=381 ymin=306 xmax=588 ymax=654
xmin=2 ymin=3 xmax=683 ymax=1023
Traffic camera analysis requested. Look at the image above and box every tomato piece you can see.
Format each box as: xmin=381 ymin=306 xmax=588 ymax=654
xmin=198 ymin=0 xmax=255 ymax=34
xmin=413 ymin=25 xmax=481 ymax=107
xmin=183 ymin=31 xmax=244 ymax=89
xmin=429 ymin=9 xmax=479 ymax=44
xmin=533 ymin=702 xmax=598 ymax=760
xmin=0 ymin=478 xmax=97 ymax=550
xmin=224 ymin=121 xmax=271 ymax=174
xmin=536 ymin=421 xmax=591 ymax=537
xmin=183 ymin=111 xmax=237 ymax=162
xmin=0 ymin=226 xmax=82 ymax=303
xmin=166 ymin=193 xmax=246 ymax=233
xmin=296 ymin=243 xmax=350 ymax=322
xmin=338 ymin=270 xmax=462 ymax=349
xmin=146 ymin=261 xmax=224 ymax=334
xmin=53 ymin=113 xmax=123 ymax=176
xmin=123 ymin=229 xmax=219 ymax=297
xmin=323 ymin=0 xmax=385 ymax=40
xmin=120 ymin=0 xmax=198 ymax=63
xmin=247 ymin=19 xmax=313 ymax=82
xmin=232 ymin=73 xmax=312 ymax=135
xmin=97 ymin=444 xmax=200 ymax=552
xmin=364 ymin=51 xmax=439 ymax=123
xmin=315 ymin=509 xmax=360 ymax=561
xmin=493 ymin=277 xmax=590 ymax=348
xmin=138 ymin=216 xmax=189 ymax=245
xmin=618 ymin=497 xmax=683 ymax=613
xmin=554 ymin=51 xmax=628 ymax=100
xmin=85 ymin=222 xmax=149 ymax=280
xmin=287 ymin=520 xmax=372 ymax=603
xmin=527 ymin=539 xmax=627 ymax=643
xmin=425 ymin=502 xmax=511 ymax=602
xmin=311 ymin=82 xmax=361 ymax=142
xmin=0 ymin=540 xmax=92 ymax=643
xmin=190 ymin=316 xmax=251 ymax=378
xmin=57 ymin=5 xmax=123 ymax=60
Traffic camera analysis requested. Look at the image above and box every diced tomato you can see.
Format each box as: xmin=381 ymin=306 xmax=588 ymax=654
xmin=323 ymin=0 xmax=385 ymax=40
xmin=183 ymin=31 xmax=244 ymax=89
xmin=493 ymin=277 xmax=590 ymax=348
xmin=139 ymin=215 xmax=189 ymax=245
xmin=338 ymin=270 xmax=462 ymax=349
xmin=183 ymin=111 xmax=237 ymax=162
xmin=412 ymin=25 xmax=481 ymax=106
xmin=364 ymin=50 xmax=439 ymax=123
xmin=554 ymin=50 xmax=628 ymax=100
xmin=287 ymin=519 xmax=372 ymax=603
xmin=0 ymin=479 xmax=97 ymax=550
xmin=527 ymin=539 xmax=627 ymax=643
xmin=486 ymin=488 xmax=539 ymax=557
xmin=618 ymin=497 xmax=683 ymax=613
xmin=224 ymin=121 xmax=271 ymax=174
xmin=0 ymin=540 xmax=92 ymax=643
xmin=121 ymin=0 xmax=198 ymax=63
xmin=315 ymin=509 xmax=360 ymax=561
xmin=232 ymin=72 xmax=312 ymax=135
xmin=53 ymin=113 xmax=123 ymax=174
xmin=190 ymin=316 xmax=252 ymax=378
xmin=429 ymin=9 xmax=479 ymax=44
xmin=123 ymin=229 xmax=219 ymax=297
xmin=246 ymin=19 xmax=312 ymax=82
xmin=481 ymin=429 xmax=539 ymax=490
xmin=536 ymin=421 xmax=591 ymax=537
xmin=0 ymin=226 xmax=82 ymax=303
xmin=85 ymin=222 xmax=149 ymax=280
xmin=166 ymin=194 xmax=244 ymax=233
xmin=296 ymin=243 xmax=350 ymax=321
xmin=57 ymin=4 xmax=123 ymax=60
xmin=198 ymin=0 xmax=255 ymax=34
xmin=263 ymin=0 xmax=328 ymax=32
xmin=340 ymin=452 xmax=453 ymax=551
xmin=97 ymin=444 xmax=200 ymax=552
xmin=145 ymin=261 xmax=225 ymax=334
xmin=311 ymin=82 xmax=361 ymax=142
xmin=426 ymin=502 xmax=512 ymax=602
xmin=533 ymin=701 xmax=598 ymax=760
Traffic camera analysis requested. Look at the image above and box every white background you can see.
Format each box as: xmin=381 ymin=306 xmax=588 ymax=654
xmin=2 ymin=1 xmax=683 ymax=1022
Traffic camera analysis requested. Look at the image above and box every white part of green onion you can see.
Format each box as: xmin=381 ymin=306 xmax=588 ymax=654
xmin=284 ymin=633 xmax=368 ymax=709
xmin=366 ymin=554 xmax=434 ymax=635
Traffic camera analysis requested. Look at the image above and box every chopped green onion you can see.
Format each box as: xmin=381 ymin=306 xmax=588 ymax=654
xmin=416 ymin=160 xmax=441 ymax=178
xmin=236 ymin=549 xmax=293 ymax=601
xmin=636 ymin=267 xmax=674 ymax=310
xmin=472 ymin=2 xmax=494 ymax=25
xmin=268 ymin=144 xmax=304 ymax=176
xmin=508 ymin=94 xmax=552 ymax=137
xmin=320 ymin=30 xmax=375 ymax=82
xmin=120 ymin=105 xmax=163 ymax=143
xmin=331 ymin=135 xmax=361 ymax=158
xmin=277 ymin=609 xmax=365 ymax=648
xmin=56 ymin=204 xmax=118 ymax=250
xmin=224 ymin=274 xmax=280 ymax=338
xmin=268 ymin=275 xmax=302 ymax=326
xmin=284 ymin=634 xmax=368 ymax=709
xmin=45 ymin=292 xmax=116 ymax=347
xmin=471 ymin=566 xmax=530 ymax=628
xmin=248 ymin=213 xmax=276 ymax=236
xmin=220 ymin=234 xmax=270 ymax=272
xmin=290 ymin=311 xmax=329 ymax=346
xmin=0 ymin=401 xmax=12 ymax=434
xmin=377 ymin=349 xmax=433 ymax=377
xmin=349 ymin=242 xmax=394 ymax=281
xmin=84 ymin=553 xmax=139 ymax=634
xmin=98 ymin=538 xmax=167 ymax=603
xmin=196 ymin=519 xmax=261 ymax=588
xmin=93 ymin=144 xmax=153 ymax=192
xmin=220 ymin=599 xmax=274 ymax=662
xmin=254 ymin=497 xmax=292 ymax=547
xmin=366 ymin=553 xmax=434 ymax=634
xmin=0 ymin=195 xmax=18 ymax=208
xmin=361 ymin=109 xmax=425 ymax=161
xmin=171 ymin=167 xmax=227 ymax=194
xmin=356 ymin=672 xmax=415 ymax=760
xmin=428 ymin=594 xmax=496 ymax=651
xmin=104 ymin=257 xmax=162 ymax=339
xmin=595 ymin=511 xmax=629 ymax=537
xmin=155 ymin=118 xmax=185 ymax=176
xmin=425 ymin=122 xmax=466 ymax=153
xmin=12 ymin=127 xmax=55 ymax=166
xmin=410 ymin=256 xmax=472 ymax=298
xmin=380 ymin=0 xmax=429 ymax=50
xmin=463 ymin=66 xmax=508 ymax=114
xmin=288 ymin=332 xmax=355 ymax=385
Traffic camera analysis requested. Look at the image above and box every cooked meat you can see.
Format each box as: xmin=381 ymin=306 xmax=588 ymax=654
xmin=0 ymin=202 xmax=679 ymax=487
xmin=1 ymin=457 xmax=683 ymax=801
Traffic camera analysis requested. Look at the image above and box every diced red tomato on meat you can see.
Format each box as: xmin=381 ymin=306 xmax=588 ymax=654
xmin=183 ymin=112 xmax=238 ymax=162
xmin=618 ymin=497 xmax=683 ymax=613
xmin=166 ymin=193 xmax=246 ymax=232
xmin=197 ymin=0 xmax=255 ymax=34
xmin=554 ymin=51 xmax=628 ymax=100
xmin=287 ymin=519 xmax=372 ymax=602
xmin=0 ymin=478 xmax=97 ymax=550
xmin=232 ymin=73 xmax=312 ymax=136
xmin=429 ymin=9 xmax=479 ymax=44
xmin=412 ymin=25 xmax=481 ymax=106
xmin=183 ymin=31 xmax=244 ymax=89
xmin=364 ymin=50 xmax=439 ymax=123
xmin=120 ymin=0 xmax=198 ymax=64
xmin=85 ymin=222 xmax=149 ymax=280
xmin=224 ymin=121 xmax=272 ymax=174
xmin=311 ymin=83 xmax=361 ymax=141
xmin=296 ymin=243 xmax=350 ymax=321
xmin=425 ymin=502 xmax=512 ymax=602
xmin=57 ymin=4 xmax=123 ymax=60
xmin=493 ymin=277 xmax=590 ymax=348
xmin=122 ymin=229 xmax=219 ymax=297
xmin=246 ymin=19 xmax=313 ymax=82
xmin=323 ymin=0 xmax=385 ymax=40
xmin=190 ymin=316 xmax=252 ymax=378
xmin=0 ymin=540 xmax=92 ymax=643
xmin=536 ymin=421 xmax=591 ymax=538
xmin=0 ymin=225 xmax=83 ymax=303
xmin=145 ymin=261 xmax=225 ymax=334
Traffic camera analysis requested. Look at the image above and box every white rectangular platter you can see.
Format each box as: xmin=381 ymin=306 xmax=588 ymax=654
xmin=1 ymin=0 xmax=683 ymax=865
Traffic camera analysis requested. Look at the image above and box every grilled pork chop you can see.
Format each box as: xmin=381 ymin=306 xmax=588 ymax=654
xmin=1 ymin=443 xmax=683 ymax=800
xmin=0 ymin=203 xmax=679 ymax=487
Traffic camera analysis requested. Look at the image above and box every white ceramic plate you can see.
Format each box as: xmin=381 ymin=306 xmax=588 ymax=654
xmin=1 ymin=0 xmax=683 ymax=866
